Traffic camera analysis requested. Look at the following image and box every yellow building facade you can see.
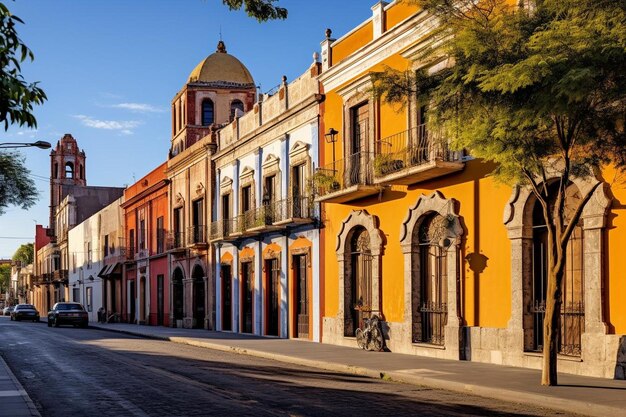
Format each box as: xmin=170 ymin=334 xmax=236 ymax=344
xmin=318 ymin=1 xmax=625 ymax=379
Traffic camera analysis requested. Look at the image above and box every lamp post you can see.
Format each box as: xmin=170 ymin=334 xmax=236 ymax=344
xmin=0 ymin=140 xmax=51 ymax=150
xmin=324 ymin=128 xmax=338 ymax=172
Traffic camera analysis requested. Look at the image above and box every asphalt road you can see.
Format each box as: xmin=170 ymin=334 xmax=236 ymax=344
xmin=0 ymin=317 xmax=578 ymax=416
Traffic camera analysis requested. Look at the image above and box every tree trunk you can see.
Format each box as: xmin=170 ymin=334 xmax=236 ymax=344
xmin=542 ymin=257 xmax=565 ymax=386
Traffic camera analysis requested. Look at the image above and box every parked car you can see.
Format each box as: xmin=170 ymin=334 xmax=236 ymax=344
xmin=3 ymin=306 xmax=15 ymax=316
xmin=48 ymin=302 xmax=89 ymax=328
xmin=10 ymin=304 xmax=40 ymax=322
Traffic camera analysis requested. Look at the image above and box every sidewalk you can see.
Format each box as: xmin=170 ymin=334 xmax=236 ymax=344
xmin=89 ymin=322 xmax=626 ymax=417
xmin=0 ymin=355 xmax=40 ymax=417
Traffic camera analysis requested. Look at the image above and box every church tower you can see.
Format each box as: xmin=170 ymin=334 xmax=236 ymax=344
xmin=169 ymin=40 xmax=257 ymax=157
xmin=49 ymin=134 xmax=86 ymax=235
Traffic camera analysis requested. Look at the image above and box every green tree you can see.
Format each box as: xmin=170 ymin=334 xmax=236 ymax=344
xmin=0 ymin=263 xmax=10 ymax=294
xmin=373 ymin=0 xmax=626 ymax=385
xmin=0 ymin=2 xmax=46 ymax=130
xmin=0 ymin=151 xmax=38 ymax=214
xmin=222 ymin=0 xmax=287 ymax=22
xmin=0 ymin=2 xmax=45 ymax=214
xmin=12 ymin=242 xmax=33 ymax=265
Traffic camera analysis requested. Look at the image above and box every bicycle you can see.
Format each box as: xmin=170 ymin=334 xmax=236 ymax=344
xmin=355 ymin=315 xmax=384 ymax=351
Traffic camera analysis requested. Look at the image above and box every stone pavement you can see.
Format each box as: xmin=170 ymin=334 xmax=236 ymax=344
xmin=88 ymin=322 xmax=626 ymax=417
xmin=0 ymin=355 xmax=40 ymax=417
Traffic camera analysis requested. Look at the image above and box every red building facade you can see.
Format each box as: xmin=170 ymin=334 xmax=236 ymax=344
xmin=121 ymin=163 xmax=170 ymax=326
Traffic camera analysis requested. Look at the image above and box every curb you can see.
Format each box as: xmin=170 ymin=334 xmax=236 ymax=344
xmin=92 ymin=325 xmax=618 ymax=417
xmin=0 ymin=355 xmax=41 ymax=417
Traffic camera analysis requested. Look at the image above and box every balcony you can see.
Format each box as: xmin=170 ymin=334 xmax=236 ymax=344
xmin=52 ymin=269 xmax=68 ymax=283
xmin=187 ymin=225 xmax=208 ymax=249
xmin=210 ymin=218 xmax=236 ymax=242
xmin=273 ymin=196 xmax=316 ymax=226
xmin=373 ymin=125 xmax=464 ymax=185
xmin=314 ymin=151 xmax=382 ymax=204
xmin=166 ymin=231 xmax=186 ymax=253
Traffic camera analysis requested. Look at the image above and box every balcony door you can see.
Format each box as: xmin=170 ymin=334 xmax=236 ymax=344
xmin=222 ymin=194 xmax=231 ymax=235
xmin=192 ymin=199 xmax=204 ymax=243
xmin=349 ymin=102 xmax=369 ymax=186
xmin=294 ymin=254 xmax=309 ymax=339
xmin=291 ymin=164 xmax=305 ymax=218
xmin=265 ymin=258 xmax=280 ymax=336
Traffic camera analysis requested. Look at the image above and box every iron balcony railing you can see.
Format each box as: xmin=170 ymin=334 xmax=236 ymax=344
xmin=166 ymin=231 xmax=185 ymax=251
xmin=210 ymin=218 xmax=237 ymax=241
xmin=235 ymin=210 xmax=256 ymax=234
xmin=314 ymin=151 xmax=374 ymax=197
xmin=273 ymin=196 xmax=314 ymax=222
xmin=187 ymin=225 xmax=207 ymax=245
xmin=373 ymin=124 xmax=461 ymax=178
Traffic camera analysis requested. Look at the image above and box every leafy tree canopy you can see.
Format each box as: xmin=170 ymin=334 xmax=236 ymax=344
xmin=0 ymin=2 xmax=46 ymax=131
xmin=12 ymin=242 xmax=33 ymax=265
xmin=222 ymin=0 xmax=287 ymax=22
xmin=0 ymin=151 xmax=37 ymax=214
xmin=0 ymin=263 xmax=10 ymax=293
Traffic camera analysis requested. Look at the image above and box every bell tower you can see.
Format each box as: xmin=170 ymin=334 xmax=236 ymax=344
xmin=49 ymin=134 xmax=86 ymax=235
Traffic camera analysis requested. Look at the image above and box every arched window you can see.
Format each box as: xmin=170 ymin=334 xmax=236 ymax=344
xmin=64 ymin=162 xmax=74 ymax=179
xmin=202 ymin=99 xmax=214 ymax=126
xmin=528 ymin=183 xmax=584 ymax=356
xmin=346 ymin=227 xmax=372 ymax=337
xmin=230 ymin=99 xmax=244 ymax=121
xmin=414 ymin=213 xmax=448 ymax=345
xmin=53 ymin=163 xmax=58 ymax=179
xmin=79 ymin=164 xmax=84 ymax=180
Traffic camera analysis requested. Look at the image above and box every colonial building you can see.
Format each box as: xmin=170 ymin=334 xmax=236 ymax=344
xmin=121 ymin=163 xmax=169 ymax=325
xmin=316 ymin=0 xmax=625 ymax=379
xmin=68 ymin=197 xmax=124 ymax=322
xmin=33 ymin=134 xmax=124 ymax=313
xmin=166 ymin=41 xmax=256 ymax=329
xmin=210 ymin=56 xmax=324 ymax=340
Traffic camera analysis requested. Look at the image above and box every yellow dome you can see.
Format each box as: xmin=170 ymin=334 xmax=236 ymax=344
xmin=187 ymin=41 xmax=255 ymax=87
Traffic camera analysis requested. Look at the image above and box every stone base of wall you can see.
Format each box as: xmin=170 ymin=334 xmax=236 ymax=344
xmin=323 ymin=317 xmax=625 ymax=379
xmin=183 ymin=317 xmax=194 ymax=329
xmin=469 ymin=327 xmax=626 ymax=379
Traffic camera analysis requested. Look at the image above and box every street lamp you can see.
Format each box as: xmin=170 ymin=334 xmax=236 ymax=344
xmin=0 ymin=140 xmax=51 ymax=150
xmin=324 ymin=128 xmax=339 ymax=171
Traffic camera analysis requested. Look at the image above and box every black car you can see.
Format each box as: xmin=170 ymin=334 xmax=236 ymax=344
xmin=10 ymin=304 xmax=40 ymax=322
xmin=48 ymin=302 xmax=89 ymax=328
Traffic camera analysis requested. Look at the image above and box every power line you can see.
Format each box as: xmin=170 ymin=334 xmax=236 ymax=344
xmin=0 ymin=236 xmax=33 ymax=240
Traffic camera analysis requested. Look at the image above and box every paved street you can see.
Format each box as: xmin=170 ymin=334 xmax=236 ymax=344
xmin=0 ymin=317 xmax=579 ymax=417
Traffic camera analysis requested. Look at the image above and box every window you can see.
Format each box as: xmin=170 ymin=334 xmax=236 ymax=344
xmin=65 ymin=162 xmax=74 ymax=179
xmin=202 ymin=99 xmax=214 ymax=126
xmin=192 ymin=199 xmax=204 ymax=243
xmin=173 ymin=207 xmax=182 ymax=248
xmin=156 ymin=216 xmax=164 ymax=254
xmin=241 ymin=185 xmax=252 ymax=213
xmin=230 ymin=99 xmax=244 ymax=121
xmin=73 ymin=288 xmax=80 ymax=303
xmin=129 ymin=229 xmax=135 ymax=257
xmin=139 ymin=219 xmax=146 ymax=251
xmin=79 ymin=164 xmax=84 ymax=180
xmin=86 ymin=287 xmax=93 ymax=312
xmin=54 ymin=163 xmax=58 ymax=179
xmin=104 ymin=235 xmax=109 ymax=257
xmin=87 ymin=242 xmax=92 ymax=268
xmin=222 ymin=194 xmax=231 ymax=235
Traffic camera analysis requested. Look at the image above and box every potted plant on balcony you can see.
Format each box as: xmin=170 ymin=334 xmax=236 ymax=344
xmin=374 ymin=153 xmax=403 ymax=176
xmin=312 ymin=170 xmax=340 ymax=194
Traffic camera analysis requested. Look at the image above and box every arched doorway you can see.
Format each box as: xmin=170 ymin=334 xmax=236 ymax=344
xmin=345 ymin=227 xmax=372 ymax=337
xmin=527 ymin=182 xmax=584 ymax=356
xmin=192 ymin=265 xmax=205 ymax=329
xmin=172 ymin=268 xmax=184 ymax=326
xmin=413 ymin=213 xmax=448 ymax=345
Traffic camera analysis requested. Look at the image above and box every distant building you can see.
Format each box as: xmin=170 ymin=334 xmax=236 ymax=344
xmin=33 ymin=134 xmax=124 ymax=312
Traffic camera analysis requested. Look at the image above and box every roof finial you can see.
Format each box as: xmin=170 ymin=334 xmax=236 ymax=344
xmin=217 ymin=40 xmax=227 ymax=53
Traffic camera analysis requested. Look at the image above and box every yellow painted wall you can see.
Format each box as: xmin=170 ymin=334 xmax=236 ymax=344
xmin=332 ymin=22 xmax=373 ymax=65
xmin=386 ymin=2 xmax=421 ymax=30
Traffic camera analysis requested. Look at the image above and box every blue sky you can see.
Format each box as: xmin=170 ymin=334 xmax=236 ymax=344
xmin=0 ymin=0 xmax=373 ymax=258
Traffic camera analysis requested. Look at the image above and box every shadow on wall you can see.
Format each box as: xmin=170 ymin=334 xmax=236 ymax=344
xmin=615 ymin=336 xmax=626 ymax=380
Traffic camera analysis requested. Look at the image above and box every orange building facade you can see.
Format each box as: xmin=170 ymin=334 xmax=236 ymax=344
xmin=317 ymin=1 xmax=625 ymax=379
xmin=122 ymin=162 xmax=170 ymax=326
